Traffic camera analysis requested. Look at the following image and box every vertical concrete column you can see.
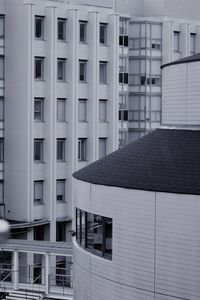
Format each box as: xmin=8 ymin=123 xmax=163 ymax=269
xmin=45 ymin=253 xmax=50 ymax=294
xmin=180 ymin=23 xmax=190 ymax=57
xmin=13 ymin=250 xmax=19 ymax=290
xmin=162 ymin=21 xmax=173 ymax=64
xmin=196 ymin=25 xmax=200 ymax=53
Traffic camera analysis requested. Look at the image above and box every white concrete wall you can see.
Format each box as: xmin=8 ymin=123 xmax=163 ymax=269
xmin=73 ymin=179 xmax=200 ymax=300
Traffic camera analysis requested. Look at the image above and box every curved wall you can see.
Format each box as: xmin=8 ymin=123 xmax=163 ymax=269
xmin=73 ymin=178 xmax=200 ymax=300
xmin=162 ymin=61 xmax=200 ymax=126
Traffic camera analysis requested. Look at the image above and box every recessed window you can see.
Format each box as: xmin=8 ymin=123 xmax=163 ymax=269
xmin=99 ymin=23 xmax=107 ymax=45
xmin=57 ymin=59 xmax=66 ymax=81
xmin=119 ymin=72 xmax=128 ymax=84
xmin=34 ymin=98 xmax=44 ymax=122
xmin=57 ymin=98 xmax=66 ymax=122
xmin=0 ymin=56 xmax=4 ymax=80
xmin=0 ymin=17 xmax=4 ymax=39
xmin=190 ymin=33 xmax=196 ymax=54
xmin=0 ymin=97 xmax=4 ymax=121
xmin=78 ymin=99 xmax=87 ymax=122
xmin=79 ymin=60 xmax=87 ymax=82
xmin=34 ymin=139 xmax=43 ymax=162
xmin=58 ymin=18 xmax=66 ymax=41
xmin=119 ymin=18 xmax=128 ymax=35
xmin=56 ymin=221 xmax=66 ymax=241
xmin=99 ymin=99 xmax=107 ymax=122
xmin=119 ymin=35 xmax=128 ymax=47
xmin=0 ymin=181 xmax=3 ymax=204
xmin=173 ymin=31 xmax=180 ymax=53
xmin=35 ymin=16 xmax=44 ymax=39
xmin=78 ymin=138 xmax=87 ymax=161
xmin=57 ymin=139 xmax=65 ymax=161
xmin=79 ymin=21 xmax=87 ymax=43
xmin=99 ymin=138 xmax=107 ymax=159
xmin=0 ymin=139 xmax=3 ymax=162
xmin=56 ymin=180 xmax=65 ymax=202
xmin=35 ymin=57 xmax=44 ymax=80
xmin=34 ymin=181 xmax=43 ymax=205
xmin=99 ymin=61 xmax=107 ymax=84
xmin=76 ymin=208 xmax=112 ymax=260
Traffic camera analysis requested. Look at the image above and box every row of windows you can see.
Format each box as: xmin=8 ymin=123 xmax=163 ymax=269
xmin=129 ymin=75 xmax=161 ymax=86
xmin=76 ymin=208 xmax=112 ymax=260
xmin=34 ymin=137 xmax=107 ymax=163
xmin=129 ymin=38 xmax=161 ymax=50
xmin=34 ymin=98 xmax=108 ymax=122
xmin=173 ymin=31 xmax=196 ymax=54
xmin=34 ymin=179 xmax=66 ymax=205
xmin=35 ymin=58 xmax=108 ymax=83
xmin=35 ymin=16 xmax=108 ymax=45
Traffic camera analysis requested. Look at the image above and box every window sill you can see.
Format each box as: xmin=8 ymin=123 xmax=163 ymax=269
xmin=34 ymin=161 xmax=45 ymax=164
xmin=57 ymin=160 xmax=67 ymax=163
xmin=78 ymin=160 xmax=87 ymax=162
xmin=79 ymin=42 xmax=88 ymax=45
xmin=57 ymin=80 xmax=68 ymax=83
xmin=79 ymin=81 xmax=88 ymax=84
xmin=34 ymin=120 xmax=45 ymax=123
xmin=79 ymin=120 xmax=88 ymax=123
xmin=56 ymin=201 xmax=67 ymax=204
xmin=99 ymin=82 xmax=108 ymax=85
xmin=34 ymin=203 xmax=45 ymax=206
xmin=99 ymin=43 xmax=109 ymax=47
xmin=57 ymin=120 xmax=68 ymax=123
xmin=34 ymin=79 xmax=45 ymax=82
xmin=34 ymin=37 xmax=45 ymax=41
xmin=58 ymin=39 xmax=68 ymax=43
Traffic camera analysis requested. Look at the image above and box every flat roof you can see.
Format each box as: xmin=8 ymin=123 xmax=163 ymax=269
xmin=73 ymin=128 xmax=200 ymax=195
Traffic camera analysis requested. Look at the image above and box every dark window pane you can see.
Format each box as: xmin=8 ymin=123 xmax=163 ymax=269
xmin=119 ymin=35 xmax=123 ymax=46
xmin=124 ymin=35 xmax=128 ymax=47
xmin=104 ymin=218 xmax=112 ymax=259
xmin=124 ymin=73 xmax=128 ymax=84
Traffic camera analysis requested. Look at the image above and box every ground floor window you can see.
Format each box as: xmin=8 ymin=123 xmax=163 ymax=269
xmin=76 ymin=208 xmax=112 ymax=260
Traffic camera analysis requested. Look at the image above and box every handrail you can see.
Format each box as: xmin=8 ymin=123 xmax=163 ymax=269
xmin=0 ymin=271 xmax=12 ymax=282
xmin=32 ymin=274 xmax=42 ymax=284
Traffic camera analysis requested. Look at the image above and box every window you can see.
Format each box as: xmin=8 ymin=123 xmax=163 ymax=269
xmin=78 ymin=138 xmax=87 ymax=161
xmin=34 ymin=225 xmax=45 ymax=240
xmin=99 ymin=23 xmax=107 ymax=44
xmin=99 ymin=100 xmax=107 ymax=122
xmin=190 ymin=33 xmax=196 ymax=54
xmin=35 ymin=16 xmax=44 ymax=39
xmin=119 ymin=35 xmax=128 ymax=47
xmin=57 ymin=98 xmax=66 ymax=122
xmin=35 ymin=57 xmax=44 ymax=80
xmin=119 ymin=57 xmax=128 ymax=73
xmin=119 ymin=73 xmax=128 ymax=84
xmin=99 ymin=61 xmax=107 ymax=84
xmin=34 ymin=139 xmax=43 ymax=162
xmin=56 ymin=221 xmax=66 ymax=241
xmin=0 ymin=97 xmax=4 ymax=121
xmin=58 ymin=18 xmax=66 ymax=41
xmin=79 ymin=60 xmax=87 ymax=82
xmin=78 ymin=99 xmax=87 ymax=122
xmin=119 ymin=18 xmax=128 ymax=35
xmin=57 ymin=139 xmax=65 ymax=161
xmin=173 ymin=31 xmax=180 ymax=52
xmin=79 ymin=21 xmax=87 ymax=43
xmin=99 ymin=138 xmax=107 ymax=159
xmin=0 ymin=139 xmax=3 ymax=162
xmin=56 ymin=180 xmax=65 ymax=202
xmin=34 ymin=98 xmax=44 ymax=121
xmin=0 ymin=181 xmax=3 ymax=204
xmin=119 ymin=110 xmax=128 ymax=121
xmin=76 ymin=208 xmax=112 ymax=260
xmin=0 ymin=17 xmax=4 ymax=39
xmin=34 ymin=181 xmax=43 ymax=205
xmin=57 ymin=59 xmax=66 ymax=81
xmin=151 ymin=39 xmax=161 ymax=50
xmin=0 ymin=57 xmax=4 ymax=80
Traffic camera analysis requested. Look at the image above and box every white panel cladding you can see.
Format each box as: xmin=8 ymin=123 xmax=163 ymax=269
xmin=156 ymin=192 xmax=200 ymax=300
xmin=162 ymin=61 xmax=200 ymax=126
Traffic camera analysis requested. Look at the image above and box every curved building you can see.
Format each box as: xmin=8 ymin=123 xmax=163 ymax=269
xmin=73 ymin=53 xmax=200 ymax=300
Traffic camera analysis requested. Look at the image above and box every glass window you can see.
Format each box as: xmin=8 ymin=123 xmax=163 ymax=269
xmin=35 ymin=57 xmax=44 ymax=80
xmin=119 ymin=19 xmax=128 ymax=35
xmin=99 ymin=23 xmax=107 ymax=44
xmin=99 ymin=100 xmax=107 ymax=122
xmin=0 ymin=97 xmax=4 ymax=121
xmin=0 ymin=139 xmax=3 ymax=162
xmin=99 ymin=61 xmax=107 ymax=84
xmin=99 ymin=138 xmax=106 ymax=159
xmin=0 ymin=57 xmax=4 ymax=80
xmin=79 ymin=21 xmax=87 ymax=43
xmin=0 ymin=17 xmax=4 ymax=39
xmin=190 ymin=33 xmax=196 ymax=54
xmin=79 ymin=60 xmax=87 ymax=82
xmin=35 ymin=16 xmax=44 ymax=39
xmin=57 ymin=59 xmax=66 ymax=81
xmin=56 ymin=180 xmax=65 ymax=202
xmin=78 ymin=99 xmax=87 ymax=122
xmin=57 ymin=139 xmax=65 ymax=161
xmin=57 ymin=98 xmax=66 ymax=122
xmin=58 ymin=18 xmax=66 ymax=41
xmin=34 ymin=98 xmax=44 ymax=121
xmin=78 ymin=138 xmax=87 ymax=161
xmin=0 ymin=181 xmax=3 ymax=204
xmin=119 ymin=73 xmax=128 ymax=84
xmin=56 ymin=221 xmax=66 ymax=241
xmin=34 ymin=139 xmax=43 ymax=162
xmin=34 ymin=181 xmax=43 ymax=205
xmin=173 ymin=31 xmax=180 ymax=53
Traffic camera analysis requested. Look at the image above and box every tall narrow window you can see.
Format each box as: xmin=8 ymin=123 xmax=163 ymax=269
xmin=34 ymin=181 xmax=43 ymax=205
xmin=173 ymin=31 xmax=180 ymax=53
xmin=35 ymin=57 xmax=44 ymax=80
xmin=99 ymin=61 xmax=107 ymax=84
xmin=34 ymin=139 xmax=43 ymax=162
xmin=0 ymin=57 xmax=4 ymax=80
xmin=57 ymin=18 xmax=66 ymax=41
xmin=0 ymin=17 xmax=4 ymax=39
xmin=79 ymin=21 xmax=87 ymax=43
xmin=99 ymin=100 xmax=107 ymax=122
xmin=0 ymin=97 xmax=4 ymax=121
xmin=0 ymin=139 xmax=3 ymax=162
xmin=35 ymin=16 xmax=44 ymax=39
xmin=56 ymin=221 xmax=66 ymax=241
xmin=57 ymin=139 xmax=65 ymax=161
xmin=190 ymin=33 xmax=196 ymax=54
xmin=99 ymin=138 xmax=107 ymax=159
xmin=78 ymin=99 xmax=87 ymax=122
xmin=34 ymin=98 xmax=44 ymax=121
xmin=79 ymin=60 xmax=87 ymax=82
xmin=57 ymin=98 xmax=66 ymax=122
xmin=56 ymin=180 xmax=65 ymax=202
xmin=78 ymin=138 xmax=87 ymax=161
xmin=99 ymin=23 xmax=107 ymax=44
xmin=57 ymin=59 xmax=66 ymax=81
xmin=0 ymin=181 xmax=3 ymax=204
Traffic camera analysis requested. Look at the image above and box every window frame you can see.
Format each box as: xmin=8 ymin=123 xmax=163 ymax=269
xmin=34 ymin=57 xmax=44 ymax=80
xmin=56 ymin=179 xmax=66 ymax=203
xmin=78 ymin=138 xmax=87 ymax=161
xmin=34 ymin=139 xmax=44 ymax=163
xmin=99 ymin=99 xmax=107 ymax=122
xmin=34 ymin=180 xmax=44 ymax=205
xmin=57 ymin=18 xmax=66 ymax=41
xmin=173 ymin=31 xmax=180 ymax=53
xmin=57 ymin=138 xmax=66 ymax=161
xmin=57 ymin=98 xmax=66 ymax=122
xmin=99 ymin=61 xmax=107 ymax=84
xmin=34 ymin=98 xmax=44 ymax=122
xmin=79 ymin=60 xmax=87 ymax=82
xmin=78 ymin=99 xmax=87 ymax=122
xmin=99 ymin=138 xmax=107 ymax=159
xmin=79 ymin=21 xmax=87 ymax=43
xmin=0 ymin=138 xmax=3 ymax=162
xmin=57 ymin=58 xmax=66 ymax=81
xmin=35 ymin=16 xmax=44 ymax=40
xmin=99 ymin=23 xmax=107 ymax=45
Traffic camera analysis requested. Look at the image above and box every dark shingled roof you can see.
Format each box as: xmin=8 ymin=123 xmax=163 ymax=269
xmin=161 ymin=53 xmax=200 ymax=69
xmin=73 ymin=129 xmax=200 ymax=195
